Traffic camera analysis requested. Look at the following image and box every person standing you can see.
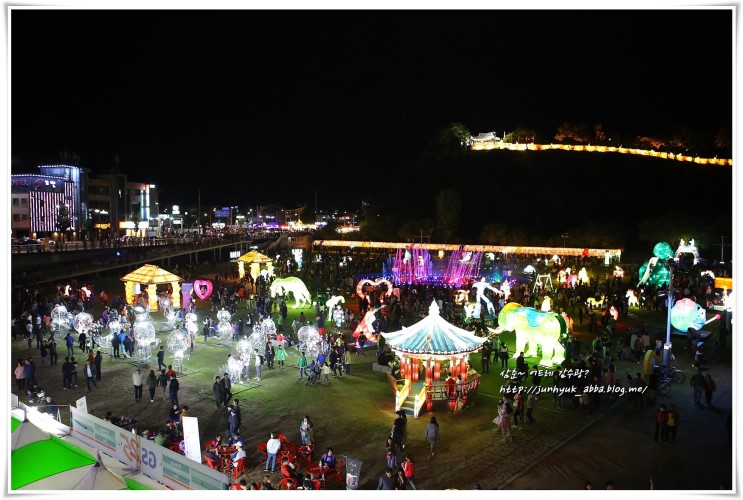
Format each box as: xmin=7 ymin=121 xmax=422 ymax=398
xmin=254 ymin=350 xmax=263 ymax=382
xmin=526 ymin=391 xmax=538 ymax=424
xmin=94 ymin=350 xmax=102 ymax=381
xmin=265 ymin=432 xmax=281 ymax=473
xmin=227 ymin=405 xmax=240 ymax=439
xmin=377 ymin=468 xmax=396 ymax=490
xmin=343 ymin=348 xmax=351 ymax=375
xmin=157 ymin=345 xmax=166 ymax=372
xmin=401 ymin=455 xmax=416 ymax=490
xmin=24 ymin=358 xmax=37 ymax=387
xmin=690 ymin=369 xmax=705 ymax=406
xmin=62 ymin=356 xmax=73 ymax=390
xmin=667 ymin=403 xmax=679 ymax=443
xmin=357 ymin=332 xmax=367 ymax=356
xmin=65 ymin=332 xmax=75 ymax=357
xmin=654 ymin=404 xmax=669 ymax=443
xmin=423 ymin=416 xmax=439 ymax=459
xmin=265 ymin=343 xmax=275 ymax=369
xmin=146 ymin=369 xmax=158 ymax=402
xmin=512 ymin=389 xmax=524 ymax=429
xmin=14 ymin=359 xmax=26 ymax=392
xmin=84 ymin=360 xmax=97 ymax=392
xmin=49 ymin=339 xmax=58 ymax=366
xmin=480 ymin=342 xmax=491 ymax=374
xmin=111 ymin=333 xmax=121 ymax=358
xmin=213 ymin=376 xmax=225 ymax=410
xmin=499 ymin=342 xmax=509 ymax=368
xmin=168 ymin=373 xmax=180 ymax=406
xmin=704 ymin=374 xmax=717 ymax=408
xmin=221 ymin=373 xmax=233 ymax=406
xmin=498 ymin=397 xmax=513 ymax=443
xmin=132 ymin=368 xmax=143 ymax=401
xmin=298 ymin=352 xmax=308 ymax=380
xmin=299 ymin=416 xmax=314 ymax=446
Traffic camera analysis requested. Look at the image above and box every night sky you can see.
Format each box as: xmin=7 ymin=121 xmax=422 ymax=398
xmin=11 ymin=9 xmax=733 ymax=211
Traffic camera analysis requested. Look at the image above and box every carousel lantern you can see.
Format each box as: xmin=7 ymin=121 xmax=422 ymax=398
xmin=434 ymin=359 xmax=441 ymax=381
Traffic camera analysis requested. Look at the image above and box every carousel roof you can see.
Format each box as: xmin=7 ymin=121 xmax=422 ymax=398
xmin=119 ymin=264 xmax=183 ymax=285
xmin=381 ymin=300 xmax=487 ymax=356
xmin=236 ymin=250 xmax=273 ymax=264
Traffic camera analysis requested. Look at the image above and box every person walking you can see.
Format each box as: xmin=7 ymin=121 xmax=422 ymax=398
xmin=157 ymin=345 xmax=166 ymax=372
xmin=84 ymin=360 xmax=97 ymax=392
xmin=65 ymin=332 xmax=75 ymax=357
xmin=401 ymin=455 xmax=417 ymax=490
xmin=24 ymin=358 xmax=37 ymax=388
xmin=667 ymin=403 xmax=679 ymax=443
xmin=168 ymin=373 xmax=180 ymax=406
xmin=690 ymin=369 xmax=705 ymax=406
xmin=132 ymin=368 xmax=143 ymax=401
xmin=654 ymin=404 xmax=669 ymax=443
xmin=423 ymin=416 xmax=439 ymax=459
xmin=213 ymin=376 xmax=225 ymax=410
xmin=276 ymin=345 xmax=286 ymax=369
xmin=227 ymin=405 xmax=240 ymax=440
xmin=704 ymin=374 xmax=717 ymax=408
xmin=146 ymin=369 xmax=158 ymax=402
xmin=94 ymin=350 xmax=102 ymax=381
xmin=158 ymin=369 xmax=168 ymax=401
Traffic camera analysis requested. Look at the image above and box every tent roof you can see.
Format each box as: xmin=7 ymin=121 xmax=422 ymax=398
xmin=11 ymin=419 xmax=52 ymax=450
xmin=12 ymin=435 xmax=96 ymax=489
xmin=72 ymin=451 xmax=129 ymax=490
xmin=381 ymin=300 xmax=487 ymax=356
xmin=237 ymin=250 xmax=273 ymax=263
xmin=120 ymin=264 xmax=183 ymax=285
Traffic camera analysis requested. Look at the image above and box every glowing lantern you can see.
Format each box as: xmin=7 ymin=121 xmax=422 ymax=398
xmin=671 ymin=298 xmax=707 ymax=332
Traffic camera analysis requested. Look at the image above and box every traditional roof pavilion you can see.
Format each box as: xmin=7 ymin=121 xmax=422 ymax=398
xmin=381 ymin=300 xmax=486 ymax=416
xmin=382 ymin=300 xmax=486 ymax=356
xmin=120 ymin=264 xmax=183 ymax=311
xmin=235 ymin=250 xmax=274 ymax=279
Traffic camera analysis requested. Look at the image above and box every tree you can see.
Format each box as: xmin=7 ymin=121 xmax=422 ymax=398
xmin=131 ymin=211 xmax=142 ymax=236
xmin=593 ymin=124 xmax=606 ymax=143
xmin=503 ymin=126 xmax=538 ymax=144
xmin=715 ymin=128 xmax=731 ymax=150
xmin=554 ymin=122 xmax=590 ymax=144
xmin=56 ymin=203 xmax=71 ymax=243
xmin=636 ymin=136 xmax=666 ymax=150
xmin=435 ymin=188 xmax=461 ymax=243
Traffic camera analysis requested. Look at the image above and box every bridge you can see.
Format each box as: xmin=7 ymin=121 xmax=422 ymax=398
xmin=11 ymin=234 xmax=283 ymax=286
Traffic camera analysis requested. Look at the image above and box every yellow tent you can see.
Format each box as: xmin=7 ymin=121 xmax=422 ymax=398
xmin=120 ymin=264 xmax=183 ymax=311
xmin=236 ymin=250 xmax=274 ymax=279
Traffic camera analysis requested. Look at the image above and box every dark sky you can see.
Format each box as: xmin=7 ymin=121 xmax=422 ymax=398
xmin=11 ymin=9 xmax=733 ymax=211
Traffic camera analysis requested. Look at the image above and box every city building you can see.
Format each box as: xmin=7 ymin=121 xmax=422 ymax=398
xmin=11 ymin=173 xmax=76 ymax=240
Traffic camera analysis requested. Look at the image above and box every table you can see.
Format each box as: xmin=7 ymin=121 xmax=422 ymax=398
xmin=305 ymin=464 xmax=329 ymax=480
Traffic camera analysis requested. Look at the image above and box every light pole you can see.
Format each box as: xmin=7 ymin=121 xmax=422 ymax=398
xmin=561 ymin=232 xmax=568 ymax=250
xmin=663 ymin=262 xmax=675 ymax=367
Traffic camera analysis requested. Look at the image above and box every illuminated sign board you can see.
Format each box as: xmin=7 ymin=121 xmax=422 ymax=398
xmin=11 ymin=176 xmax=65 ymax=193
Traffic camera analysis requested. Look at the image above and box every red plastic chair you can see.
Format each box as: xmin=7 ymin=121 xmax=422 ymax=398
xmin=297 ymin=444 xmax=315 ymax=465
xmin=278 ymin=478 xmax=297 ymax=490
xmin=311 ymin=479 xmax=323 ymax=490
xmin=232 ymin=458 xmax=247 ymax=480
xmin=277 ymin=433 xmax=293 ymax=446
xmin=203 ymin=455 xmax=220 ymax=470
xmin=326 ymin=460 xmax=344 ymax=488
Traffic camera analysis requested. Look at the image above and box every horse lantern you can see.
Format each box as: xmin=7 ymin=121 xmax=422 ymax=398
xmin=269 ymin=277 xmax=312 ymax=309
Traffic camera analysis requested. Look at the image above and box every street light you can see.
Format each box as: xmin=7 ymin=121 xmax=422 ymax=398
xmin=561 ymin=232 xmax=568 ymax=250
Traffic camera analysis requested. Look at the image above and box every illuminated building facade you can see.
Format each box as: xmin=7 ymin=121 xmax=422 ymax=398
xmin=11 ymin=174 xmax=76 ymax=238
